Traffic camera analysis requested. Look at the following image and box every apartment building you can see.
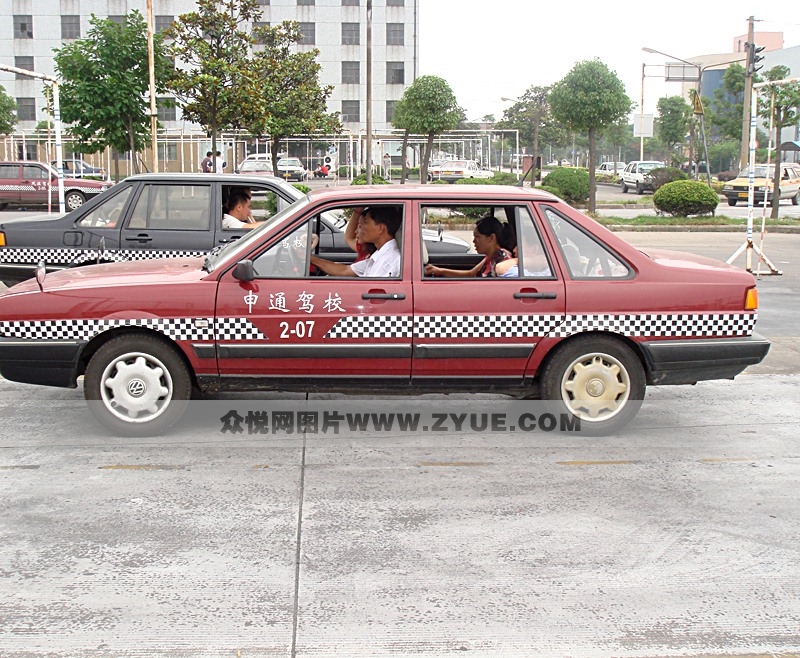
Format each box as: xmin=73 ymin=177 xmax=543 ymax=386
xmin=1 ymin=0 xmax=419 ymax=133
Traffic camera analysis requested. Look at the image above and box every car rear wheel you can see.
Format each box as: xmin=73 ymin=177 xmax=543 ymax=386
xmin=84 ymin=334 xmax=192 ymax=436
xmin=539 ymin=335 xmax=645 ymax=436
xmin=727 ymin=198 xmax=738 ymax=206
xmin=792 ymin=191 xmax=799 ymax=206
xmin=65 ymin=191 xmax=86 ymax=211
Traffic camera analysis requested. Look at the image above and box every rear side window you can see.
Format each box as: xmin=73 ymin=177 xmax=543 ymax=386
xmin=128 ymin=184 xmax=211 ymax=230
xmin=542 ymin=206 xmax=631 ymax=279
xmin=22 ymin=164 xmax=48 ymax=180
xmin=0 ymin=164 xmax=18 ymax=180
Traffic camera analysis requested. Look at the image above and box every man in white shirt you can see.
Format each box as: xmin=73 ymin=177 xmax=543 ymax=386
xmin=222 ymin=188 xmax=261 ymax=230
xmin=310 ymin=206 xmax=402 ymax=277
xmin=214 ymin=151 xmax=226 ymax=174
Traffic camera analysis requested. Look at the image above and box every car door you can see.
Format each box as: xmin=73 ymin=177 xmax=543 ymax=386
xmin=213 ymin=201 xmax=413 ymax=381
xmin=120 ymin=181 xmax=215 ymax=256
xmin=0 ymin=164 xmax=21 ymax=205
xmin=20 ymin=163 xmax=54 ymax=206
xmin=411 ymin=202 xmax=566 ymax=384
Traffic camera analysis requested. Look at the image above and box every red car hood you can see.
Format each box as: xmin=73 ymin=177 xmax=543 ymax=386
xmin=3 ymin=257 xmax=209 ymax=295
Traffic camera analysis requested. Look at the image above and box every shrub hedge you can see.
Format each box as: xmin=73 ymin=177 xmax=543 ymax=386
xmin=653 ymin=180 xmax=719 ymax=217
xmin=541 ymin=167 xmax=589 ymax=203
xmin=648 ymin=167 xmax=688 ymax=191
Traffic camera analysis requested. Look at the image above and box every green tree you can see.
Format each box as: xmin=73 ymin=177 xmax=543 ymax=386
xmin=0 ymin=85 xmax=16 ymax=135
xmin=655 ymin=95 xmax=691 ymax=166
xmin=391 ymin=75 xmax=462 ymax=183
xmin=247 ymin=21 xmax=339 ymax=175
xmin=709 ymin=63 xmax=746 ymax=142
xmin=53 ymin=11 xmax=171 ymax=179
xmin=757 ymin=66 xmax=800 ymax=218
xmin=549 ymin=60 xmax=632 ymax=212
xmin=167 ymin=0 xmax=266 ymax=169
xmin=497 ymin=86 xmax=561 ymax=181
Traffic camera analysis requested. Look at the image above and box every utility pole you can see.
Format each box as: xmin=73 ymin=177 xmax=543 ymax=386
xmin=739 ymin=15 xmax=755 ymax=171
xmin=365 ymin=0 xmax=372 ymax=184
xmin=146 ymin=0 xmax=158 ymax=172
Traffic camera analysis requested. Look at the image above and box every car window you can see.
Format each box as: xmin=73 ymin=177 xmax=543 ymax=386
xmin=0 ymin=164 xmax=18 ymax=180
xmin=77 ymin=186 xmax=134 ymax=228
xmin=542 ymin=206 xmax=631 ymax=279
xmin=127 ymin=184 xmax=211 ymax=230
xmin=516 ymin=207 xmax=554 ymax=278
xmin=22 ymin=164 xmax=48 ymax=180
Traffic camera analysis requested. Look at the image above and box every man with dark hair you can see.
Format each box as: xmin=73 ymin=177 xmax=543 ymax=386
xmin=310 ymin=206 xmax=402 ymax=277
xmin=222 ymin=187 xmax=260 ymax=230
xmin=201 ymin=151 xmax=213 ymax=173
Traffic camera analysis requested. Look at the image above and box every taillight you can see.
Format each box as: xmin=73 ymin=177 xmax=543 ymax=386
xmin=745 ymin=287 xmax=758 ymax=310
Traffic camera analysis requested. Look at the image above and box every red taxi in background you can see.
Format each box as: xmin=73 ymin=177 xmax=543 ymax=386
xmin=0 ymin=186 xmax=769 ymax=436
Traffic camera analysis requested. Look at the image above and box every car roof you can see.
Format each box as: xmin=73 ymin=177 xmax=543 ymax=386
xmin=306 ymin=184 xmax=557 ymax=203
xmin=122 ymin=172 xmax=289 ymax=184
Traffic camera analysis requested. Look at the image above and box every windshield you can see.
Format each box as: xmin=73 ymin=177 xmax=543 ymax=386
xmin=203 ymin=195 xmax=311 ymax=273
xmin=639 ymin=162 xmax=662 ymax=173
xmin=240 ymin=161 xmax=272 ymax=172
xmin=279 ymin=158 xmax=303 ymax=167
xmin=738 ymin=166 xmax=773 ymax=179
xmin=442 ymin=161 xmax=468 ymax=168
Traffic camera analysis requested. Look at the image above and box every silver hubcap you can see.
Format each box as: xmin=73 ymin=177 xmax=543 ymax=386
xmin=100 ymin=352 xmax=173 ymax=423
xmin=560 ymin=352 xmax=630 ymax=421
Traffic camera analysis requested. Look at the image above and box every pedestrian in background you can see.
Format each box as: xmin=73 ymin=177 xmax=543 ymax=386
xmin=200 ymin=151 xmax=213 ymax=173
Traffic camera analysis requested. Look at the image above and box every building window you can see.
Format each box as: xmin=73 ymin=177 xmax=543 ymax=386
xmin=157 ymin=98 xmax=177 ymax=122
xmin=387 ymin=0 xmax=404 ymax=5
xmin=253 ymin=21 xmax=270 ymax=43
xmin=341 ymin=23 xmax=360 ymax=45
xmin=386 ymin=23 xmax=404 ymax=46
xmin=155 ymin=16 xmax=174 ymax=34
xmin=16 ymin=98 xmax=36 ymax=122
xmin=61 ymin=15 xmax=80 ymax=39
xmin=386 ymin=62 xmax=405 ymax=84
xmin=342 ymin=0 xmax=359 ymax=4
xmin=17 ymin=144 xmax=38 ymax=161
xmin=159 ymin=143 xmax=178 ymax=162
xmin=14 ymin=15 xmax=33 ymax=39
xmin=256 ymin=0 xmax=270 ymax=4
xmin=298 ymin=0 xmax=315 ymax=4
xmin=342 ymin=101 xmax=360 ymax=124
xmin=386 ymin=100 xmax=396 ymax=123
xmin=342 ymin=61 xmax=360 ymax=85
xmin=15 ymin=57 xmax=34 ymax=79
xmin=107 ymin=16 xmax=126 ymax=25
xmin=298 ymin=23 xmax=315 ymax=45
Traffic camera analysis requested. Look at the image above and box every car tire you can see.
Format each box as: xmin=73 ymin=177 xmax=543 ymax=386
xmin=65 ymin=191 xmax=86 ymax=211
xmin=84 ymin=333 xmax=192 ymax=437
xmin=0 ymin=202 xmax=8 ymax=211
xmin=727 ymin=198 xmax=738 ymax=207
xmin=539 ymin=335 xmax=645 ymax=436
xmin=636 ymin=182 xmax=644 ymax=195
xmin=792 ymin=191 xmax=799 ymax=206
xmin=621 ymin=182 xmax=628 ymax=194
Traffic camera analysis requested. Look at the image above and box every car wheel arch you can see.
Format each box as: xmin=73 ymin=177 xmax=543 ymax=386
xmin=77 ymin=326 xmax=197 ymax=387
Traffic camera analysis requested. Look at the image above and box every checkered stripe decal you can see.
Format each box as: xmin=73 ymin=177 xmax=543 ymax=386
xmin=0 ymin=247 xmax=207 ymax=266
xmin=325 ymin=315 xmax=413 ymax=339
xmin=550 ymin=313 xmax=756 ymax=337
xmin=324 ymin=313 xmax=756 ymax=339
xmin=0 ymin=317 xmax=265 ymax=341
xmin=416 ymin=314 xmax=564 ymax=338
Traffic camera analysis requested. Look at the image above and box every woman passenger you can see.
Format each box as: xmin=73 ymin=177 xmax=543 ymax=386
xmin=425 ymin=215 xmax=514 ymax=278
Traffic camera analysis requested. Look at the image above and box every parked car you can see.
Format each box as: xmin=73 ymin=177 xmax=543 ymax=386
xmin=236 ymin=160 xmax=275 ymax=176
xmin=0 ymin=173 xmax=470 ymax=287
xmin=428 ymin=160 xmax=494 ymax=183
xmin=0 ymin=185 xmax=768 ymax=437
xmin=51 ymin=159 xmax=107 ymax=180
xmin=620 ymin=160 xmax=665 ymax=194
xmin=722 ymin=163 xmax=800 ymax=206
xmin=0 ymin=161 xmax=110 ymax=211
xmin=595 ymin=162 xmax=627 ymax=177
xmin=276 ymin=157 xmax=308 ymax=181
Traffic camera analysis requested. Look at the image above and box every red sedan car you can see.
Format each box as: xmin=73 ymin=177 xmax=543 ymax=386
xmin=0 ymin=185 xmax=769 ymax=436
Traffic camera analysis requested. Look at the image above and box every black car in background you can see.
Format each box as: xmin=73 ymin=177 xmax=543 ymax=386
xmin=0 ymin=173 xmax=471 ymax=286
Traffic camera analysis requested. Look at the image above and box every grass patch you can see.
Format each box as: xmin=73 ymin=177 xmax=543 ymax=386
xmin=591 ymin=214 xmax=800 ymax=227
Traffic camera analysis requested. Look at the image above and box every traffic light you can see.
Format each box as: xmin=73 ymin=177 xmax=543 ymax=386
xmin=746 ymin=42 xmax=766 ymax=76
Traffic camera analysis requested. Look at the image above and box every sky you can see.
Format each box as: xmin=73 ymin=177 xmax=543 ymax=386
xmin=418 ymin=1 xmax=800 ymax=122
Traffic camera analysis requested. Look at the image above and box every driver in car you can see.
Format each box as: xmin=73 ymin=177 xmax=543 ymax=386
xmin=309 ymin=206 xmax=402 ymax=277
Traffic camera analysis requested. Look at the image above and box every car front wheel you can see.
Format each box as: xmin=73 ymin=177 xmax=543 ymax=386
xmin=65 ymin=191 xmax=86 ymax=210
xmin=84 ymin=333 xmax=192 ymax=436
xmin=539 ymin=335 xmax=645 ymax=436
xmin=792 ymin=191 xmax=799 ymax=206
xmin=621 ymin=181 xmax=628 ymax=193
xmin=727 ymin=198 xmax=738 ymax=206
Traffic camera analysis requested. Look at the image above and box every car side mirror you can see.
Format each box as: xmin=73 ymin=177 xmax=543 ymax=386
xmin=232 ymin=259 xmax=255 ymax=282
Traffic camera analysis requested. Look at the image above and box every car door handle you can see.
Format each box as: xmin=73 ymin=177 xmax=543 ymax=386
xmin=217 ymin=236 xmax=242 ymax=244
xmin=125 ymin=234 xmax=153 ymax=242
xmin=514 ymin=291 xmax=557 ymax=299
xmin=362 ymin=292 xmax=406 ymax=300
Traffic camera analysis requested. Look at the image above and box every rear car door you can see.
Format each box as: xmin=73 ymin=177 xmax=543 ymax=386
xmin=411 ymin=201 xmax=566 ymax=384
xmin=120 ymin=182 xmax=214 ymax=256
xmin=213 ymin=201 xmax=412 ymax=382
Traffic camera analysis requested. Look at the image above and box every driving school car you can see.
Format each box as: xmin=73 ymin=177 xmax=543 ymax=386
xmin=722 ymin=163 xmax=800 ymax=206
xmin=0 ymin=173 xmax=470 ymax=286
xmin=0 ymin=185 xmax=769 ymax=437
